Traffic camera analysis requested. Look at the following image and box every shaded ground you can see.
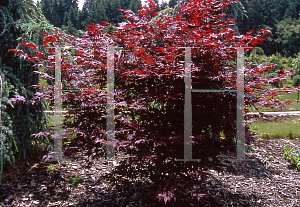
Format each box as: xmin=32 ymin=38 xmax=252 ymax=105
xmin=1 ymin=135 xmax=300 ymax=206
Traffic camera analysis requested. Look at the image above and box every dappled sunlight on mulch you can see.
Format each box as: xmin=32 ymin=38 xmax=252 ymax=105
xmin=0 ymin=138 xmax=300 ymax=206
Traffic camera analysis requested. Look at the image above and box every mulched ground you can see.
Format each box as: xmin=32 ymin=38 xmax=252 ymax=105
xmin=1 ymin=116 xmax=300 ymax=206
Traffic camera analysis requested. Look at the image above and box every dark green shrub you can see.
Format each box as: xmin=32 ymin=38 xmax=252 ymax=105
xmin=293 ymin=75 xmax=300 ymax=87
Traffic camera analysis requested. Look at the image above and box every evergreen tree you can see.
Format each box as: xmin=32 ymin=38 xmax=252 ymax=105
xmin=56 ymin=0 xmax=65 ymax=27
xmin=87 ymin=0 xmax=108 ymax=25
xmin=105 ymin=0 xmax=121 ymax=23
xmin=63 ymin=6 xmax=80 ymax=36
xmin=0 ymin=0 xmax=61 ymax=184
xmin=168 ymin=0 xmax=177 ymax=8
xmin=129 ymin=0 xmax=134 ymax=13
xmin=284 ymin=1 xmax=298 ymax=19
xmin=79 ymin=0 xmax=91 ymax=30
xmin=41 ymin=0 xmax=80 ymax=28
xmin=129 ymin=0 xmax=142 ymax=15
xmin=77 ymin=0 xmax=142 ymax=30
xmin=121 ymin=0 xmax=131 ymax=10
xmin=65 ymin=19 xmax=78 ymax=35
xmin=49 ymin=0 xmax=59 ymax=26
xmin=62 ymin=0 xmax=73 ymax=10
xmin=40 ymin=0 xmax=51 ymax=21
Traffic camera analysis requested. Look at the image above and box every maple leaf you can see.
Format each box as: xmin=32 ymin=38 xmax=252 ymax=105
xmin=76 ymin=51 xmax=85 ymax=56
xmin=193 ymin=192 xmax=209 ymax=202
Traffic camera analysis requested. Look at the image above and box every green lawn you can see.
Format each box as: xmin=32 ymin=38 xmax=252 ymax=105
xmin=285 ymin=102 xmax=300 ymax=110
xmin=249 ymin=118 xmax=300 ymax=139
xmin=276 ymin=91 xmax=299 ymax=102
xmin=248 ymin=81 xmax=300 ymax=140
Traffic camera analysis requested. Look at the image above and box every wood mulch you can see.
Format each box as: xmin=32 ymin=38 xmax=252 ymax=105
xmin=0 ymin=126 xmax=300 ymax=206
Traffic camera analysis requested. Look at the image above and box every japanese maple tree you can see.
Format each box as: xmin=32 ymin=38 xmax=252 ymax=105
xmin=9 ymin=0 xmax=293 ymax=205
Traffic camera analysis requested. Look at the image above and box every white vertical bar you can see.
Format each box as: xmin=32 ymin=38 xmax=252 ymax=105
xmin=54 ymin=46 xmax=62 ymax=161
xmin=236 ymin=47 xmax=245 ymax=160
xmin=107 ymin=46 xmax=115 ymax=159
xmin=184 ymin=47 xmax=192 ymax=160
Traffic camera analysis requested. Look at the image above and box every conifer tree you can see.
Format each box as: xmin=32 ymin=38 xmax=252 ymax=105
xmin=49 ymin=0 xmax=59 ymax=26
xmin=121 ymin=0 xmax=131 ymax=10
xmin=284 ymin=1 xmax=298 ymax=19
xmin=78 ymin=0 xmax=90 ymax=30
xmin=87 ymin=0 xmax=108 ymax=26
xmin=105 ymin=0 xmax=121 ymax=23
xmin=129 ymin=0 xmax=142 ymax=14
xmin=78 ymin=0 xmax=143 ymax=30
xmin=63 ymin=6 xmax=80 ymax=36
xmin=0 ymin=0 xmax=61 ymax=184
xmin=168 ymin=0 xmax=177 ymax=8
xmin=62 ymin=0 xmax=73 ymax=11
xmin=40 ymin=0 xmax=51 ymax=21
xmin=41 ymin=0 xmax=79 ymax=28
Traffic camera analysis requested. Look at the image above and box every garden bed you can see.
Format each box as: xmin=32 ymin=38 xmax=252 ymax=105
xmin=1 ymin=137 xmax=300 ymax=206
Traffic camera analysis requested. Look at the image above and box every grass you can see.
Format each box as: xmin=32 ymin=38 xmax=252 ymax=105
xmin=270 ymin=81 xmax=299 ymax=102
xmin=276 ymin=91 xmax=299 ymax=102
xmin=249 ymin=118 xmax=300 ymax=139
xmin=285 ymin=102 xmax=300 ymax=110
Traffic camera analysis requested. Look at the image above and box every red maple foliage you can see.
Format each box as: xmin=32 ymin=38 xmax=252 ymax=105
xmin=9 ymin=0 xmax=292 ymax=205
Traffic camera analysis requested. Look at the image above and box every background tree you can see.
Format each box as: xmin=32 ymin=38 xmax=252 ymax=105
xmin=105 ymin=0 xmax=121 ymax=23
xmin=168 ymin=0 xmax=177 ymax=8
xmin=79 ymin=0 xmax=91 ymax=30
xmin=78 ymin=0 xmax=142 ymax=30
xmin=120 ymin=0 xmax=131 ymax=9
xmin=39 ymin=0 xmax=300 ymax=57
xmin=284 ymin=0 xmax=299 ymax=19
xmin=274 ymin=17 xmax=300 ymax=57
xmin=237 ymin=0 xmax=300 ymax=57
xmin=40 ymin=0 xmax=52 ymax=21
xmin=49 ymin=0 xmax=60 ymax=26
xmin=293 ymin=75 xmax=300 ymax=103
xmin=86 ymin=0 xmax=108 ymax=27
xmin=63 ymin=5 xmax=80 ymax=36
xmin=41 ymin=0 xmax=79 ymax=28
xmin=129 ymin=0 xmax=142 ymax=15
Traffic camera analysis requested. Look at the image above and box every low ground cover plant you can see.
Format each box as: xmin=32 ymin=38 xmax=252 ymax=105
xmin=283 ymin=146 xmax=300 ymax=169
xmin=46 ymin=164 xmax=56 ymax=172
xmin=8 ymin=0 xmax=292 ymax=205
xmin=68 ymin=177 xmax=84 ymax=186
